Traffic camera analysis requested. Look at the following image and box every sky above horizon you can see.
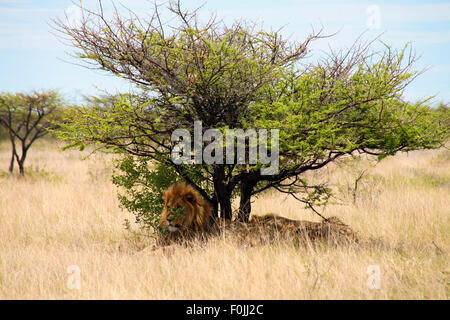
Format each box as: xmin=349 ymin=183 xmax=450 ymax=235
xmin=1 ymin=0 xmax=449 ymax=105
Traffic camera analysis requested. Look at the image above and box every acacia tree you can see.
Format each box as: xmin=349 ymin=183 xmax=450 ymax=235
xmin=54 ymin=1 xmax=448 ymax=224
xmin=0 ymin=91 xmax=63 ymax=175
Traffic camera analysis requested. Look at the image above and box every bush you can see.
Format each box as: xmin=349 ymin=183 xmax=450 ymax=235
xmin=112 ymin=156 xmax=179 ymax=232
xmin=112 ymin=155 xmax=216 ymax=232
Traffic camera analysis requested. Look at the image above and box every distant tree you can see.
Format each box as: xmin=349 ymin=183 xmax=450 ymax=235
xmin=54 ymin=1 xmax=448 ymax=225
xmin=0 ymin=90 xmax=63 ymax=175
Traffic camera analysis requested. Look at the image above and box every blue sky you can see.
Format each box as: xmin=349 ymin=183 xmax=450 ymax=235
xmin=1 ymin=0 xmax=449 ymax=105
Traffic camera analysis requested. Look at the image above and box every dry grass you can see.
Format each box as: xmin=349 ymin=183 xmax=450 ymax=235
xmin=0 ymin=140 xmax=448 ymax=299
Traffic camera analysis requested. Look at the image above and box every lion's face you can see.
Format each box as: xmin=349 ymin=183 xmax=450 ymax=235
xmin=158 ymin=183 xmax=213 ymax=232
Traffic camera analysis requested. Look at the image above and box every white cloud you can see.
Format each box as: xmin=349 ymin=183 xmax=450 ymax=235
xmin=385 ymin=31 xmax=450 ymax=46
xmin=0 ymin=7 xmax=62 ymax=49
xmin=382 ymin=4 xmax=450 ymax=23
xmin=0 ymin=0 xmax=28 ymax=3
xmin=0 ymin=33 xmax=56 ymax=50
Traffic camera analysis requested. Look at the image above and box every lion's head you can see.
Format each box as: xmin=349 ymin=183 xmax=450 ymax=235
xmin=158 ymin=183 xmax=214 ymax=232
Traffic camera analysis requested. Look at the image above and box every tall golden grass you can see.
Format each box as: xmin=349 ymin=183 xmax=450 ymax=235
xmin=0 ymin=140 xmax=448 ymax=299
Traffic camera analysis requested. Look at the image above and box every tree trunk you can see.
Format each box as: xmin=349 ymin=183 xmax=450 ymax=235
xmin=8 ymin=130 xmax=16 ymax=174
xmin=213 ymin=166 xmax=233 ymax=220
xmin=18 ymin=160 xmax=25 ymax=176
xmin=210 ymin=195 xmax=219 ymax=218
xmin=17 ymin=146 xmax=27 ymax=176
xmin=8 ymin=149 xmax=14 ymax=173
xmin=238 ymin=180 xmax=256 ymax=222
xmin=214 ymin=181 xmax=232 ymax=219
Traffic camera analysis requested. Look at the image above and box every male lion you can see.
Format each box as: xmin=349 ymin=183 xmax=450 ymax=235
xmin=158 ymin=183 xmax=358 ymax=245
xmin=158 ymin=182 xmax=214 ymax=232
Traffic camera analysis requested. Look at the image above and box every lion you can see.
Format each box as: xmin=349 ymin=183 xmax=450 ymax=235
xmin=247 ymin=214 xmax=359 ymax=244
xmin=158 ymin=182 xmax=214 ymax=232
xmin=157 ymin=183 xmax=358 ymax=245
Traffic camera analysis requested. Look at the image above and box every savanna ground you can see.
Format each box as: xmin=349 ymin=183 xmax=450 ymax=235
xmin=0 ymin=139 xmax=448 ymax=299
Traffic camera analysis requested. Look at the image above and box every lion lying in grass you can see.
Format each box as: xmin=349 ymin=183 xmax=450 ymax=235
xmin=158 ymin=183 xmax=358 ymax=245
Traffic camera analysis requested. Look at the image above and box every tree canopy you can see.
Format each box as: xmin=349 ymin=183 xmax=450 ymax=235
xmin=54 ymin=1 xmax=449 ymax=225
